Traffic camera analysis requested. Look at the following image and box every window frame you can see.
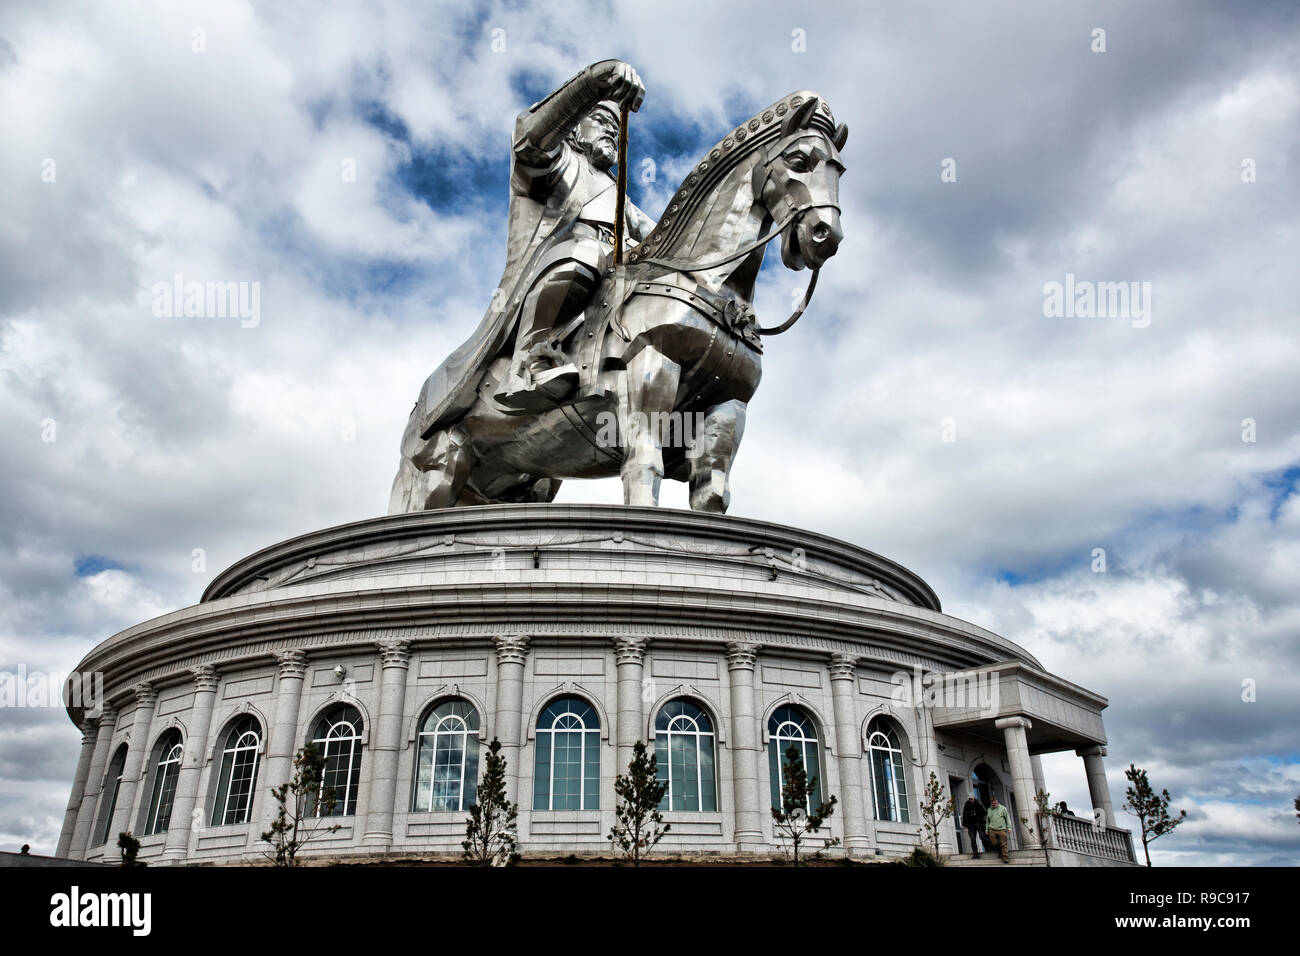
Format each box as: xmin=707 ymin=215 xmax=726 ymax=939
xmin=93 ymin=743 xmax=129 ymax=847
xmin=654 ymin=699 xmax=717 ymax=812
xmin=143 ymin=729 xmax=184 ymax=836
xmin=211 ymin=715 xmax=263 ymax=827
xmin=767 ymin=706 xmax=823 ymax=812
xmin=412 ymin=699 xmax=481 ymax=813
xmin=308 ymin=704 xmax=364 ymax=817
xmin=866 ymin=717 xmax=911 ymax=824
xmin=533 ymin=696 xmax=601 ymax=811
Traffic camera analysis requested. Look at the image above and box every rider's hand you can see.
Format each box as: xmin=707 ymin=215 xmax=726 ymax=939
xmin=588 ymin=60 xmax=644 ymax=113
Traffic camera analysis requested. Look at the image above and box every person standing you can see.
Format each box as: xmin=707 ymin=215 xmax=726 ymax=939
xmin=961 ymin=795 xmax=987 ymax=858
xmin=985 ymin=795 xmax=1013 ymax=863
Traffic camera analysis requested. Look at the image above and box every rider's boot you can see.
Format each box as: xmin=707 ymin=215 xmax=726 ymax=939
xmin=495 ymin=260 xmax=596 ymax=410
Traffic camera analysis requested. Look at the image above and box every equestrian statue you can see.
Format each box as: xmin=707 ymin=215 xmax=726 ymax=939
xmin=390 ymin=59 xmax=846 ymax=514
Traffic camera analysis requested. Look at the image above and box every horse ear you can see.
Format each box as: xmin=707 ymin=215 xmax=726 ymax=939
xmin=782 ymin=96 xmax=820 ymax=138
xmin=833 ymin=122 xmax=849 ymax=151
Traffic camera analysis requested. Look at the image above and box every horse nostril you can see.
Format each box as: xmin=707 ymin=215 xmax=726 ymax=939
xmin=811 ymin=223 xmax=830 ymax=243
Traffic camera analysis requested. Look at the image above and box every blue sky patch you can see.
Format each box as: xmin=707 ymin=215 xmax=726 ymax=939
xmin=74 ymin=555 xmax=123 ymax=577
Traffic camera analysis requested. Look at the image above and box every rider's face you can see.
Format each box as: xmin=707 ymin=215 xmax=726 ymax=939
xmin=576 ymin=111 xmax=619 ymax=170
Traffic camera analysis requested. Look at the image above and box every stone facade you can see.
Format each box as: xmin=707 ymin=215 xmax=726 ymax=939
xmin=58 ymin=504 xmax=1135 ymax=864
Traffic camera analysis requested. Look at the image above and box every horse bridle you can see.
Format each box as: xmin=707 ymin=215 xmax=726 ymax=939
xmin=634 ymin=202 xmax=837 ymax=335
xmin=633 ymin=142 xmax=841 ymax=336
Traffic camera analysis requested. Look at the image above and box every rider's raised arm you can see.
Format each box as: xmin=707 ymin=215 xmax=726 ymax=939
xmin=512 ymin=60 xmax=644 ymax=192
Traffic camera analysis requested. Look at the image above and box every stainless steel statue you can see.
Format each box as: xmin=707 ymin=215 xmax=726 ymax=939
xmin=390 ymin=59 xmax=846 ymax=514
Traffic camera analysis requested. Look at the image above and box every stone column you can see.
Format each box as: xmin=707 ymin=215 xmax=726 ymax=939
xmin=493 ymin=635 xmax=529 ymax=807
xmin=260 ymin=650 xmax=308 ymax=835
xmin=828 ymin=653 xmax=868 ymax=855
xmin=1031 ymin=754 xmax=1047 ymax=797
xmin=56 ymin=718 xmax=100 ymax=858
xmin=111 ymin=682 xmax=159 ymax=839
xmin=68 ymin=705 xmax=118 ymax=858
xmin=1077 ymin=744 xmax=1115 ymax=826
xmin=917 ymin=705 xmax=955 ymax=854
xmin=995 ymin=716 xmax=1039 ymax=849
xmin=361 ymin=639 xmax=411 ymax=850
xmin=160 ymin=665 xmax=220 ymax=863
xmin=613 ymin=637 xmax=650 ymax=774
xmin=725 ymin=642 xmax=763 ymax=852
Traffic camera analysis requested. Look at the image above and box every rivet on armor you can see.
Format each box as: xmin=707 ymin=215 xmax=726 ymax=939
xmin=762 ymin=110 xmax=774 ymax=123
xmin=776 ymin=103 xmax=788 ymax=115
xmin=792 ymin=95 xmax=804 ymax=107
xmin=735 ymin=128 xmax=746 ymax=141
xmin=749 ymin=119 xmax=760 ymax=131
xmin=721 ymin=140 xmax=731 ymax=151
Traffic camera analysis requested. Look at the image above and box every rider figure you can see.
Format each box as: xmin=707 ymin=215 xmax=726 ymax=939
xmin=495 ymin=60 xmax=656 ymax=409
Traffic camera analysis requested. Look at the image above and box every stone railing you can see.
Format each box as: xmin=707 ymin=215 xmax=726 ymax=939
xmin=1047 ymin=812 xmax=1136 ymax=863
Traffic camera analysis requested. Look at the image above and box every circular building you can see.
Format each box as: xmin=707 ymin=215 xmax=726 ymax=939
xmin=56 ymin=504 xmax=1135 ymax=865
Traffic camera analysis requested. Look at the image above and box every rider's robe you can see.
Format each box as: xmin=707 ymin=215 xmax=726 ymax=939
xmin=411 ymin=110 xmax=652 ymax=440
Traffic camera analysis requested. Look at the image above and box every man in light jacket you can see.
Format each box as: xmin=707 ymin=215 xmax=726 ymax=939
xmin=985 ymin=795 xmax=1013 ymax=863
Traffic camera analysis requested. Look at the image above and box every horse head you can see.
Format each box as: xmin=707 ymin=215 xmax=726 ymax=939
xmin=752 ymin=95 xmax=847 ymax=272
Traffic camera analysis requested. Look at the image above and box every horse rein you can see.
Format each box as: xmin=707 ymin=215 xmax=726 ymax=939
xmin=633 ymin=201 xmax=839 ymax=335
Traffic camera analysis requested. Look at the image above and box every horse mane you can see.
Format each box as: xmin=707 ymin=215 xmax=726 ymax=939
xmin=628 ymin=91 xmax=839 ymax=264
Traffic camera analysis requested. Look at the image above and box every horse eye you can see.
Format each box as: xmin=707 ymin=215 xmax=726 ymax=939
xmin=784 ymin=152 xmax=811 ymax=172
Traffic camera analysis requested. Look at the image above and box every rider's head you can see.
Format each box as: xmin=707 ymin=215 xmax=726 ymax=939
xmin=569 ymin=101 xmax=620 ymax=171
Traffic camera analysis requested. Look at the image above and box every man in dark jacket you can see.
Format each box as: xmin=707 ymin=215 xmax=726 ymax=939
xmin=961 ymin=795 xmax=988 ymax=858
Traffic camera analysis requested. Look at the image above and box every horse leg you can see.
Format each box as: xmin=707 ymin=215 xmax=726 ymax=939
xmin=388 ymin=421 xmax=475 ymax=513
xmin=620 ymin=345 xmax=681 ymax=507
xmin=687 ymin=399 xmax=747 ymax=513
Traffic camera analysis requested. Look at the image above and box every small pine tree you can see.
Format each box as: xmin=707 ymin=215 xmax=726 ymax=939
xmin=1030 ymin=788 xmax=1052 ymax=848
xmin=608 ymin=740 xmax=670 ymax=866
xmin=1122 ymin=763 xmax=1186 ymax=867
xmin=259 ymin=743 xmax=342 ymax=866
xmin=771 ymin=745 xmax=839 ymax=865
xmin=917 ymin=771 xmax=954 ymax=861
xmin=463 ymin=737 xmax=519 ymax=866
xmin=117 ymin=831 xmax=145 ymax=867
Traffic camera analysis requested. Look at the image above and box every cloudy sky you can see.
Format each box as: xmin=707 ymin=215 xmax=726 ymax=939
xmin=1 ymin=0 xmax=1297 ymax=865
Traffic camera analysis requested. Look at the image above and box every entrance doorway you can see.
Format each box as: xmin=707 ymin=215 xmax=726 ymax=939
xmin=948 ymin=775 xmax=966 ymax=853
xmin=971 ymin=762 xmax=1014 ymax=850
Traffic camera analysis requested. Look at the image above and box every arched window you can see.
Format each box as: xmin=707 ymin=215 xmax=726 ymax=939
xmin=654 ymin=699 xmax=717 ymax=811
xmin=533 ymin=696 xmax=600 ymax=811
xmin=308 ymin=705 xmax=364 ymax=816
xmin=867 ymin=717 xmax=910 ymax=823
xmin=212 ymin=714 xmax=262 ymax=826
xmin=412 ymin=699 xmax=481 ymax=812
xmin=143 ymin=730 xmax=184 ymax=835
xmin=767 ymin=706 xmax=823 ymax=811
xmin=93 ymin=744 xmax=128 ymax=847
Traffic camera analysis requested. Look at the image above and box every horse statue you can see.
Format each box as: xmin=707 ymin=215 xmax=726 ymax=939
xmin=390 ymin=85 xmax=846 ymax=515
